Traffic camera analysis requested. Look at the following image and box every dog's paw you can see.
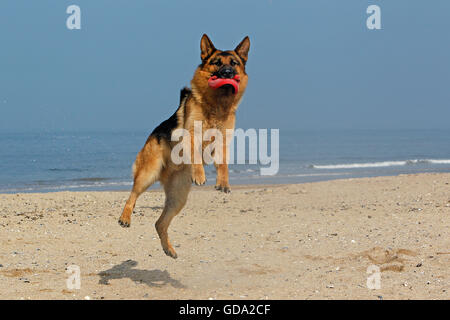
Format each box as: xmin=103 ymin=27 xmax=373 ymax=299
xmin=163 ymin=246 xmax=178 ymax=259
xmin=192 ymin=177 xmax=206 ymax=185
xmin=118 ymin=217 xmax=130 ymax=228
xmin=215 ymin=184 xmax=231 ymax=193
xmin=192 ymin=170 xmax=206 ymax=185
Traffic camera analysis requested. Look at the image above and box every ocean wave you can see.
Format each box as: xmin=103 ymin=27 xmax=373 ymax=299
xmin=426 ymin=159 xmax=450 ymax=164
xmin=311 ymin=159 xmax=450 ymax=170
xmin=71 ymin=177 xmax=111 ymax=182
xmin=0 ymin=181 xmax=133 ymax=193
xmin=51 ymin=181 xmax=133 ymax=190
xmin=48 ymin=168 xmax=86 ymax=172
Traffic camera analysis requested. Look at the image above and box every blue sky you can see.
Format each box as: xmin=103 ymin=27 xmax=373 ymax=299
xmin=0 ymin=0 xmax=449 ymax=132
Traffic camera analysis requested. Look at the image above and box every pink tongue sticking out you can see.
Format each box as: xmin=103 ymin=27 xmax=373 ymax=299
xmin=208 ymin=74 xmax=240 ymax=94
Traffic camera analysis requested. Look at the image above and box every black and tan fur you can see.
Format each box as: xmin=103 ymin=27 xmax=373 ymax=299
xmin=118 ymin=34 xmax=250 ymax=258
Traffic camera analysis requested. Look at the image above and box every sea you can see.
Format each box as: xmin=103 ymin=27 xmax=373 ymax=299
xmin=0 ymin=129 xmax=449 ymax=193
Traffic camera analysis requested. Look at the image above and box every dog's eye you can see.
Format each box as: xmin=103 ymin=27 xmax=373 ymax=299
xmin=210 ymin=59 xmax=222 ymax=66
xmin=230 ymin=60 xmax=239 ymax=66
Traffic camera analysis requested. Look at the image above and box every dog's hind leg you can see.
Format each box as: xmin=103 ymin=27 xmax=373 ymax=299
xmin=119 ymin=138 xmax=163 ymax=228
xmin=155 ymin=165 xmax=191 ymax=259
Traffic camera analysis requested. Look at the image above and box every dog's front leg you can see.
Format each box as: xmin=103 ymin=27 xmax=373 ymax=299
xmin=214 ymin=128 xmax=232 ymax=193
xmin=190 ymin=127 xmax=206 ymax=185
xmin=214 ymin=163 xmax=230 ymax=193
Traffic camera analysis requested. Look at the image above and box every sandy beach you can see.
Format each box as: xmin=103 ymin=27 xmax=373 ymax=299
xmin=0 ymin=173 xmax=448 ymax=300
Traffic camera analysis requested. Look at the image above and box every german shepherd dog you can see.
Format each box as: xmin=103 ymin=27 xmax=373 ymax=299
xmin=118 ymin=34 xmax=250 ymax=258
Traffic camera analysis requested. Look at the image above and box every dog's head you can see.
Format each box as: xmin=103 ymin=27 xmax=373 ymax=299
xmin=191 ymin=34 xmax=250 ymax=104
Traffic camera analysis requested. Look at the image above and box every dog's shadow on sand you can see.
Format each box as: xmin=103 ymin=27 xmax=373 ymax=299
xmin=98 ymin=260 xmax=185 ymax=288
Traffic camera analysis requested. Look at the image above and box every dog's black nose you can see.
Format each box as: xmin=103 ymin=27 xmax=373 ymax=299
xmin=218 ymin=66 xmax=235 ymax=79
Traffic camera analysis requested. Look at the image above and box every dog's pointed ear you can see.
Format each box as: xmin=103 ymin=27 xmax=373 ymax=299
xmin=200 ymin=34 xmax=216 ymax=61
xmin=234 ymin=36 xmax=250 ymax=64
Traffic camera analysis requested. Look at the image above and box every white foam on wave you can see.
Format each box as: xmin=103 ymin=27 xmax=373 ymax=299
xmin=311 ymin=159 xmax=450 ymax=170
xmin=51 ymin=181 xmax=133 ymax=190
xmin=427 ymin=159 xmax=450 ymax=164
xmin=0 ymin=181 xmax=133 ymax=193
